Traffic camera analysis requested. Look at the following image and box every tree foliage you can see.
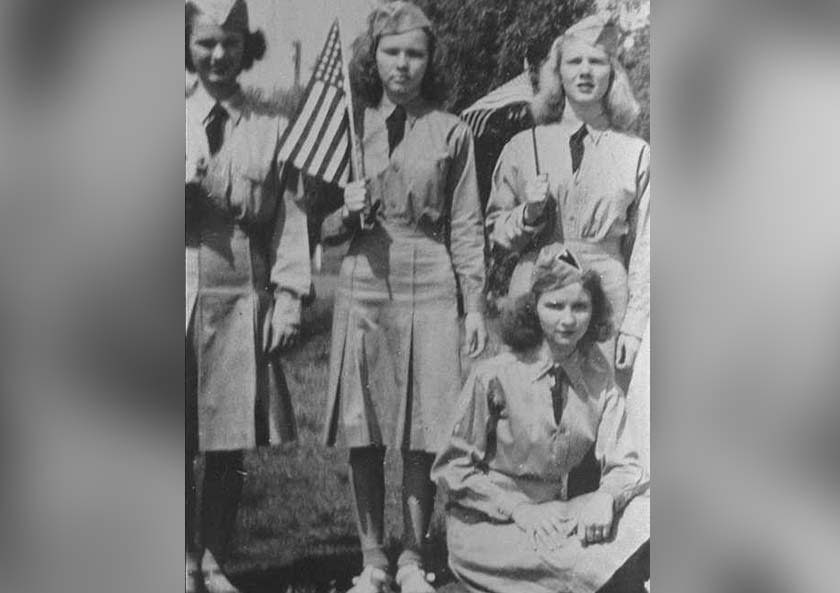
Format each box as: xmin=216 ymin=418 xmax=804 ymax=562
xmin=415 ymin=0 xmax=649 ymax=141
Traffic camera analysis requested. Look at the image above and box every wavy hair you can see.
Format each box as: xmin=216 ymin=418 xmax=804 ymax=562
xmin=499 ymin=270 xmax=614 ymax=353
xmin=530 ymin=37 xmax=640 ymax=131
xmin=349 ymin=21 xmax=448 ymax=108
xmin=185 ymin=3 xmax=266 ymax=73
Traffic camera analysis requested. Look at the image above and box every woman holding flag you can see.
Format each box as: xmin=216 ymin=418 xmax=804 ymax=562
xmin=322 ymin=2 xmax=487 ymax=592
xmin=185 ymin=0 xmax=310 ymax=591
xmin=485 ymin=13 xmax=650 ymax=378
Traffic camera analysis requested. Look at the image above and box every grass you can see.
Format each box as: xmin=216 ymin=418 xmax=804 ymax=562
xmin=221 ymin=245 xmax=494 ymax=593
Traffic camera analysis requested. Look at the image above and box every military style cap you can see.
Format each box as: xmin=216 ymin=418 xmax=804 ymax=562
xmin=562 ymin=12 xmax=620 ymax=55
xmin=370 ymin=1 xmax=432 ymax=38
xmin=187 ymin=0 xmax=249 ymax=31
xmin=530 ymin=244 xmax=585 ymax=294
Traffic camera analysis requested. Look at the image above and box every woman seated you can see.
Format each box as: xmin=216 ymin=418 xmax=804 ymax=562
xmin=432 ymin=244 xmax=650 ymax=593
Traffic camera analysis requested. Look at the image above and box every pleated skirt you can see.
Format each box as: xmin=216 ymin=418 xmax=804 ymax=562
xmin=323 ymin=223 xmax=462 ymax=452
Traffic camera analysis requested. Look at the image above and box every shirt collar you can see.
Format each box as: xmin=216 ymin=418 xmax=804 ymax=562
xmin=188 ymin=83 xmax=245 ymax=126
xmin=375 ymin=93 xmax=427 ymax=125
xmin=584 ymin=122 xmax=608 ymax=145
xmin=529 ymin=341 xmax=583 ymax=382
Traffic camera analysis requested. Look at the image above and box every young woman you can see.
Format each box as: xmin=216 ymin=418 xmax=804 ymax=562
xmin=322 ymin=2 xmax=487 ymax=592
xmin=185 ymin=1 xmax=309 ymax=591
xmin=432 ymin=243 xmax=650 ymax=593
xmin=486 ymin=14 xmax=650 ymax=375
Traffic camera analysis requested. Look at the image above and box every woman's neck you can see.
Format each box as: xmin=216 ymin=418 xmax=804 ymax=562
xmin=382 ymin=90 xmax=423 ymax=113
xmin=564 ymin=99 xmax=608 ymax=129
xmin=201 ymin=79 xmax=240 ymax=103
xmin=541 ymin=339 xmax=577 ymax=365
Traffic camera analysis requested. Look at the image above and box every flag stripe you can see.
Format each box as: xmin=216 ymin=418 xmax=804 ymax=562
xmin=276 ymin=20 xmax=352 ymax=186
xmin=284 ymin=81 xmax=330 ymax=164
xmin=323 ymin=131 xmax=349 ymax=182
xmin=329 ymin=141 xmax=350 ymax=185
xmin=308 ymin=95 xmax=347 ymax=175
xmin=277 ymin=72 xmax=322 ymax=154
xmin=298 ymin=85 xmax=340 ymax=172
xmin=317 ymin=113 xmax=350 ymax=175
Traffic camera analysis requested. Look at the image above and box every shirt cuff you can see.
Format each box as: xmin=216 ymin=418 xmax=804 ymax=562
xmin=463 ymin=288 xmax=485 ymax=314
xmin=620 ymin=307 xmax=648 ymax=340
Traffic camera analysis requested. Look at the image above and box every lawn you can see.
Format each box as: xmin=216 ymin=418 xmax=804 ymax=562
xmin=220 ymin=245 xmax=498 ymax=593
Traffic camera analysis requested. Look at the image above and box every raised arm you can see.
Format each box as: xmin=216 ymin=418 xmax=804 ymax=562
xmin=485 ymin=136 xmax=546 ymax=254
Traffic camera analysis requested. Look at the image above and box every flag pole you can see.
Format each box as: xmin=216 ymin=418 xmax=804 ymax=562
xmin=336 ymin=18 xmax=371 ymax=228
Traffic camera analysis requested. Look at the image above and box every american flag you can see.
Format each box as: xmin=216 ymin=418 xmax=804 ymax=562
xmin=278 ymin=20 xmax=350 ymax=187
xmin=460 ymin=71 xmax=534 ymax=138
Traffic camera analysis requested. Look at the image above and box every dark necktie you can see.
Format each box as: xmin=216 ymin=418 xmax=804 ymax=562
xmin=386 ymin=105 xmax=407 ymax=156
xmin=205 ymin=103 xmax=228 ymax=156
xmin=548 ymin=365 xmax=566 ymax=426
xmin=569 ymin=124 xmax=588 ymax=173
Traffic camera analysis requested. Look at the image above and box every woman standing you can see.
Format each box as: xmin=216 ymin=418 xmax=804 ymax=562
xmin=432 ymin=244 xmax=649 ymax=593
xmin=185 ymin=1 xmax=310 ymax=591
xmin=486 ymin=14 xmax=650 ymax=374
xmin=322 ymin=2 xmax=487 ymax=592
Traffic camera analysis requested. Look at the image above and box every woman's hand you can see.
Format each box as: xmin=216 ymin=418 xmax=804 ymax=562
xmin=574 ymin=491 xmax=615 ymax=545
xmin=615 ymin=333 xmax=642 ymax=370
xmin=343 ymin=179 xmax=369 ymax=213
xmin=523 ymin=173 xmax=550 ymax=225
xmin=463 ymin=312 xmax=487 ymax=358
xmin=512 ymin=502 xmax=576 ymax=551
xmin=264 ymin=293 xmax=301 ymax=353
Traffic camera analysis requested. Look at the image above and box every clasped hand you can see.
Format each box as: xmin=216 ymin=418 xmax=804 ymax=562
xmin=523 ymin=173 xmax=550 ymax=225
xmin=343 ymin=179 xmax=369 ymax=213
xmin=512 ymin=491 xmax=615 ymax=550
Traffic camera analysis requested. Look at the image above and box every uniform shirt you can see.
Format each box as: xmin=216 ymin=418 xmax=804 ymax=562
xmin=432 ymin=343 xmax=648 ymax=522
xmin=359 ymin=96 xmax=486 ymax=313
xmin=185 ymin=84 xmax=310 ymax=324
xmin=485 ymin=122 xmax=650 ymax=338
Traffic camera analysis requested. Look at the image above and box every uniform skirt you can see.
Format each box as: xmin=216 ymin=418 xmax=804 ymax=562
xmin=446 ymin=495 xmax=650 ymax=593
xmin=186 ymin=218 xmax=297 ymax=453
xmin=323 ymin=223 xmax=462 ymax=452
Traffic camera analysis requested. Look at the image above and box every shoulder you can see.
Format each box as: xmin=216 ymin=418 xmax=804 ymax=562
xmin=578 ymin=346 xmax=620 ymax=402
xmin=605 ymin=130 xmax=650 ymax=160
xmin=428 ymin=110 xmax=473 ymax=144
xmin=471 ymin=350 xmax=536 ymax=386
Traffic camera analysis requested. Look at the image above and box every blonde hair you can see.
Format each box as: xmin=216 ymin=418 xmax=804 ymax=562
xmin=530 ymin=37 xmax=640 ymax=131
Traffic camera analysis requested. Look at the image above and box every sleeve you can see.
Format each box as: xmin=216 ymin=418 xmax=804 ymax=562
xmin=269 ymin=159 xmax=311 ymax=319
xmin=620 ymin=144 xmax=651 ymax=339
xmin=431 ymin=367 xmax=530 ymax=521
xmin=484 ymin=136 xmax=546 ymax=253
xmin=594 ymin=386 xmax=648 ymax=512
xmin=446 ymin=123 xmax=487 ymax=314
